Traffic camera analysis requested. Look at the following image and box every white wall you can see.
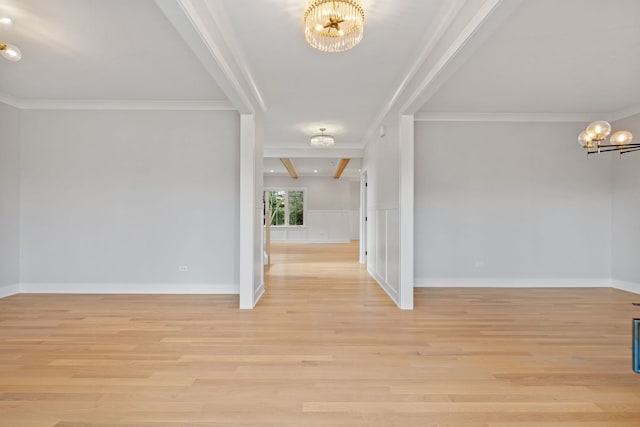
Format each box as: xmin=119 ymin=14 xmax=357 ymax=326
xmin=414 ymin=120 xmax=612 ymax=286
xmin=0 ymin=102 xmax=21 ymax=296
xmin=363 ymin=118 xmax=401 ymax=303
xmin=611 ymin=113 xmax=640 ymax=293
xmin=348 ymin=179 xmax=360 ymax=240
xmin=263 ymin=175 xmax=356 ymax=243
xmin=19 ymin=109 xmax=240 ymax=293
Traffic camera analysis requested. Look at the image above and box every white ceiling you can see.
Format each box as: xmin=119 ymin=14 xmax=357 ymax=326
xmin=0 ymin=0 xmax=227 ymax=100
xmin=218 ymin=0 xmax=450 ymax=148
xmin=421 ymin=0 xmax=640 ymax=115
xmin=2 ymin=0 xmax=639 ymax=153
xmin=264 ymin=157 xmax=361 ymax=179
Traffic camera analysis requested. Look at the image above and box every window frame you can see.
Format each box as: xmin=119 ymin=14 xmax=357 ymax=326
xmin=264 ymin=187 xmax=307 ymax=227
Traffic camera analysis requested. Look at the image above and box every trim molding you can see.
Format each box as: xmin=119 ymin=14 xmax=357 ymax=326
xmin=414 ymin=112 xmax=603 ymax=123
xmin=203 ymin=0 xmax=267 ymax=112
xmin=0 ymin=93 xmax=234 ymax=111
xmin=612 ymin=280 xmax=640 ymax=295
xmin=361 ymin=0 xmax=466 ymax=146
xmin=254 ymin=283 xmax=265 ymax=305
xmin=0 ymin=92 xmax=21 ymax=108
xmin=401 ymin=0 xmax=524 ymax=115
xmin=19 ymin=283 xmax=239 ymax=294
xmin=368 ymin=267 xmax=399 ymax=306
xmin=0 ymin=283 xmax=20 ymax=298
xmin=264 ymin=147 xmax=364 ymax=158
xmin=609 ymin=103 xmax=640 ymax=122
xmin=415 ymin=277 xmax=612 ymax=288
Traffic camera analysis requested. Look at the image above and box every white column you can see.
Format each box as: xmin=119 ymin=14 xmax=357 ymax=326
xmin=399 ymin=115 xmax=414 ymax=310
xmin=239 ymin=114 xmax=256 ymax=309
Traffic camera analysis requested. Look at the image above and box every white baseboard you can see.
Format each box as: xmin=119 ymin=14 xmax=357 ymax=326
xmin=612 ymin=280 xmax=640 ymax=295
xmin=271 ymin=239 xmax=351 ymax=244
xmin=368 ymin=267 xmax=400 ymax=306
xmin=0 ymin=283 xmax=20 ymax=298
xmin=19 ymin=282 xmax=239 ymax=294
xmin=414 ymin=277 xmax=612 ymax=288
xmin=254 ymin=283 xmax=265 ymax=305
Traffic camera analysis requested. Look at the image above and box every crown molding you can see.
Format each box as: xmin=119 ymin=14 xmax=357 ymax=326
xmin=264 ymin=147 xmax=364 ymax=159
xmin=400 ymin=0 xmax=524 ymax=116
xmin=156 ymin=0 xmax=263 ymax=114
xmin=360 ymin=0 xmax=466 ymax=146
xmin=414 ymin=111 xmax=603 ymax=123
xmin=0 ymin=92 xmax=23 ymax=108
xmin=608 ymin=103 xmax=640 ymax=122
xmin=0 ymin=93 xmax=234 ymax=111
xmin=203 ymin=0 xmax=267 ymax=113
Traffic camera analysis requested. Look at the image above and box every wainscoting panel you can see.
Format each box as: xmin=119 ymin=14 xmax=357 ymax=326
xmin=367 ymin=206 xmax=400 ymax=304
xmin=269 ymin=210 xmax=350 ymax=243
xmin=349 ymin=210 xmax=359 ymax=241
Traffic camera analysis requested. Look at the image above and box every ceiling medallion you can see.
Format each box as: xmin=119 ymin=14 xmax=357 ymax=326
xmin=304 ymin=0 xmax=365 ymax=53
xmin=310 ymin=128 xmax=335 ymax=147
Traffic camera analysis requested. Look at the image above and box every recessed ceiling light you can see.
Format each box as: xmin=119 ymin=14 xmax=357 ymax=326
xmin=269 ymin=169 xmax=275 ymax=173
xmin=0 ymin=17 xmax=12 ymax=27
xmin=313 ymin=169 xmax=318 ymax=173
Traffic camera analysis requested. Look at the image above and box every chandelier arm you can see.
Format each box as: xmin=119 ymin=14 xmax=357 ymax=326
xmin=592 ymin=145 xmax=639 ymax=153
xmin=620 ymin=147 xmax=640 ymax=155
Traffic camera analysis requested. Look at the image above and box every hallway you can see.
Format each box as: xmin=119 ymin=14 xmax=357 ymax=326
xmin=262 ymin=241 xmax=389 ymax=310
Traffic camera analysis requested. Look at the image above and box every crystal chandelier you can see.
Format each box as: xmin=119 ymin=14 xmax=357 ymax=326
xmin=304 ymin=0 xmax=365 ymax=53
xmin=578 ymin=121 xmax=638 ymax=156
xmin=310 ymin=128 xmax=335 ymax=147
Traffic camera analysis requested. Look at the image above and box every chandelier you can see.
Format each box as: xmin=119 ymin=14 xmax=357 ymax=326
xmin=578 ymin=121 xmax=637 ymax=156
xmin=0 ymin=17 xmax=21 ymax=62
xmin=304 ymin=0 xmax=365 ymax=53
xmin=310 ymin=128 xmax=335 ymax=147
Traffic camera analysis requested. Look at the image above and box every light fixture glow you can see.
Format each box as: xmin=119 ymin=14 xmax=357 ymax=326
xmin=585 ymin=120 xmax=612 ymax=141
xmin=578 ymin=121 xmax=637 ymax=156
xmin=0 ymin=17 xmax=21 ymax=62
xmin=0 ymin=42 xmax=21 ymax=62
xmin=310 ymin=127 xmax=335 ymax=147
xmin=269 ymin=169 xmax=275 ymax=173
xmin=304 ymin=0 xmax=365 ymax=53
xmin=313 ymin=169 xmax=319 ymax=173
xmin=610 ymin=130 xmax=633 ymax=146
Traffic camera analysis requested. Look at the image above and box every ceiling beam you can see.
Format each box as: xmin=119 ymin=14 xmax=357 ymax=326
xmin=360 ymin=0 xmax=524 ymax=145
xmin=280 ymin=158 xmax=298 ymax=179
xmin=155 ymin=0 xmax=262 ymax=114
xmin=333 ymin=159 xmax=350 ymax=179
xmin=400 ymin=0 xmax=524 ymax=115
xmin=264 ymin=148 xmax=364 ymax=159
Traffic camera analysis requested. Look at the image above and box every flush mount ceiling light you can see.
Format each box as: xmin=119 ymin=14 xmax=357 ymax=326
xmin=578 ymin=121 xmax=637 ymax=156
xmin=310 ymin=128 xmax=335 ymax=147
xmin=304 ymin=0 xmax=365 ymax=53
xmin=0 ymin=16 xmax=22 ymax=62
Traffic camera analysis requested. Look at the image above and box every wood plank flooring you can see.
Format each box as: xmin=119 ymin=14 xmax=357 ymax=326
xmin=1 ymin=241 xmax=640 ymax=426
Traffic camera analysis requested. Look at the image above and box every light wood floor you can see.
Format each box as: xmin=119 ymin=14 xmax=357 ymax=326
xmin=1 ymin=241 xmax=640 ymax=426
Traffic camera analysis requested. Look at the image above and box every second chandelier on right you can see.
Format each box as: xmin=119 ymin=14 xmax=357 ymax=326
xmin=578 ymin=121 xmax=638 ymax=156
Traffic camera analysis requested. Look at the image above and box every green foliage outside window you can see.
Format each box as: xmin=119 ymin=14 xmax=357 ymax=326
xmin=288 ymin=191 xmax=304 ymax=225
xmin=265 ymin=190 xmax=304 ymax=226
xmin=268 ymin=191 xmax=286 ymax=226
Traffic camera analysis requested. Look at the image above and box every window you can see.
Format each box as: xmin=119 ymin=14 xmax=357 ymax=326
xmin=265 ymin=189 xmax=305 ymax=226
